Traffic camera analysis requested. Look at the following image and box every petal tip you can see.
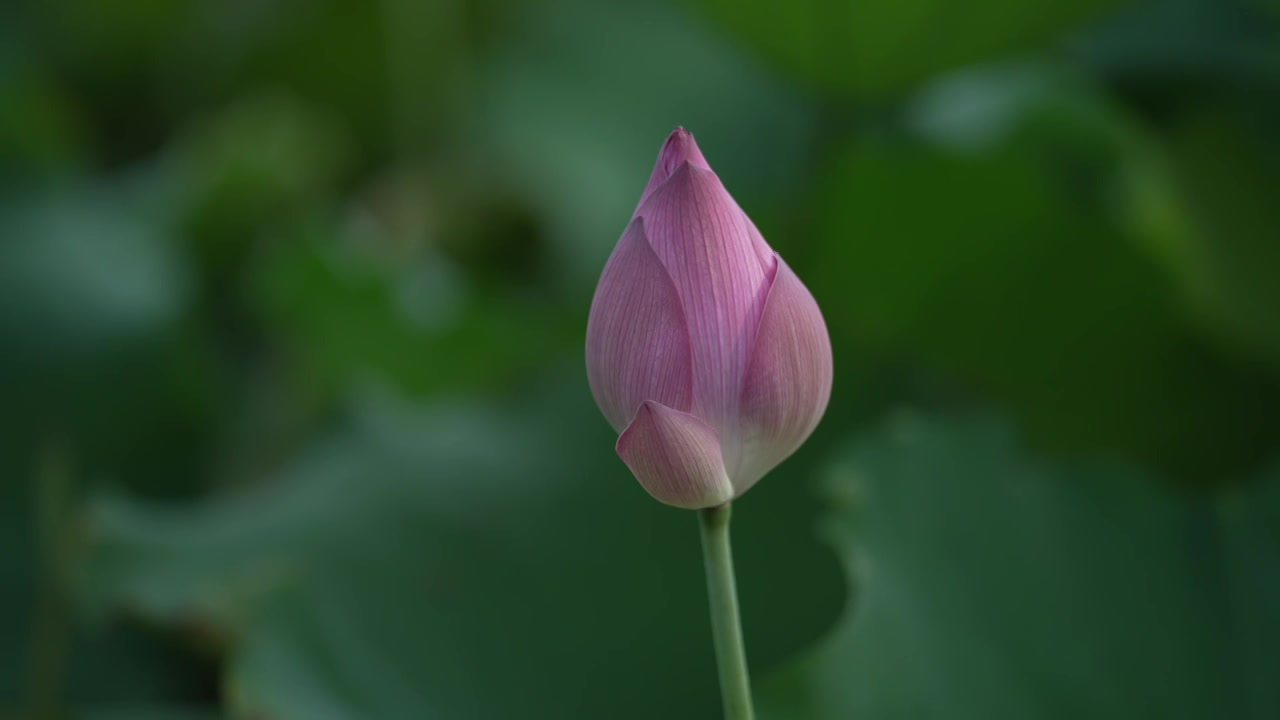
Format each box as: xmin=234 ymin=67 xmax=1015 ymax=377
xmin=637 ymin=128 xmax=718 ymax=214
xmin=616 ymin=401 xmax=734 ymax=510
xmin=659 ymin=127 xmax=710 ymax=176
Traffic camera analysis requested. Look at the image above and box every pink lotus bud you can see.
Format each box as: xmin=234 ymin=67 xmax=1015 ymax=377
xmin=586 ymin=128 xmax=833 ymax=509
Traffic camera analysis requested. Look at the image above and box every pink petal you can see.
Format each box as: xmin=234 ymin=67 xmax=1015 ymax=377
xmin=745 ymin=216 xmax=778 ymax=278
xmin=636 ymin=162 xmax=771 ymax=434
xmin=586 ymin=217 xmax=693 ymax=433
xmin=635 ymin=127 xmax=712 ymax=212
xmin=733 ymin=255 xmax=833 ymax=494
xmin=616 ymin=400 xmax=734 ymax=509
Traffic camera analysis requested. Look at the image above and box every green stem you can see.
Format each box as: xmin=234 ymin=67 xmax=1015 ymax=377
xmin=699 ymin=503 xmax=755 ymax=720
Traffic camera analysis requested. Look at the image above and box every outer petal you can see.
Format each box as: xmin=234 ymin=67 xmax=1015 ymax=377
xmin=636 ymin=162 xmax=771 ymax=434
xmin=586 ymin=218 xmax=693 ymax=432
xmin=616 ymin=400 xmax=734 ymax=509
xmin=733 ymin=255 xmax=833 ymax=494
xmin=744 ymin=216 xmax=778 ymax=279
xmin=635 ymin=127 xmax=711 ymax=212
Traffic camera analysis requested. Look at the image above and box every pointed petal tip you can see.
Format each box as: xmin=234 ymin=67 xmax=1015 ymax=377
xmin=658 ymin=127 xmax=710 ymax=175
xmin=636 ymin=127 xmax=718 ymax=213
xmin=664 ymin=127 xmax=695 ymax=154
xmin=616 ymin=401 xmax=734 ymax=510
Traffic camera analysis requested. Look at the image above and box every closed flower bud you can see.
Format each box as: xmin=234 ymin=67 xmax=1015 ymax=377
xmin=586 ymin=128 xmax=833 ymax=509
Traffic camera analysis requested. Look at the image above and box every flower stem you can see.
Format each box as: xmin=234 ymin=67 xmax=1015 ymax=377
xmin=699 ymin=503 xmax=755 ymax=720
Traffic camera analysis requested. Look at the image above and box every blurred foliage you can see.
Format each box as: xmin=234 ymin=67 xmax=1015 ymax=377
xmin=695 ymin=0 xmax=1122 ymax=94
xmin=761 ymin=414 xmax=1280 ymax=719
xmin=803 ymin=64 xmax=1280 ymax=478
xmin=78 ymin=377 xmax=841 ymax=720
xmin=2 ymin=0 xmax=1279 ymax=718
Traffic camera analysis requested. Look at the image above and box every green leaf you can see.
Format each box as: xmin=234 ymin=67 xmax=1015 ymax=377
xmin=167 ymin=94 xmax=354 ymax=259
xmin=692 ymin=0 xmax=1121 ymax=95
xmin=0 ymin=450 xmax=218 ymax=720
xmin=761 ymin=413 xmax=1280 ymax=720
xmin=1135 ymin=105 xmax=1280 ymax=369
xmin=0 ymin=184 xmax=221 ymax=496
xmin=80 ymin=708 xmax=222 ymax=720
xmin=1075 ymin=0 xmax=1279 ymax=86
xmin=0 ymin=48 xmax=86 ymax=183
xmin=803 ymin=64 xmax=1280 ymax=479
xmin=79 ymin=373 xmax=844 ymax=720
xmin=0 ymin=187 xmax=188 ymax=365
xmin=246 ymin=221 xmax=578 ymax=404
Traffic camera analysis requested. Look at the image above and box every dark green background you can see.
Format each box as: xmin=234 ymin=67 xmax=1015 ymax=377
xmin=3 ymin=0 xmax=1279 ymax=718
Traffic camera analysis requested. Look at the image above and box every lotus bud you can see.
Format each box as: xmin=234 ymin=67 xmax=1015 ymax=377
xmin=586 ymin=128 xmax=833 ymax=509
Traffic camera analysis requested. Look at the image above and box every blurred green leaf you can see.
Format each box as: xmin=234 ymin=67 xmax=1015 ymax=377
xmin=0 ymin=187 xmax=187 ymax=364
xmin=803 ymin=64 xmax=1280 ymax=478
xmin=247 ymin=219 xmax=578 ymax=404
xmin=761 ymin=412 xmax=1280 ymax=719
xmin=693 ymin=0 xmax=1121 ymax=95
xmin=29 ymin=0 xmax=189 ymax=76
xmin=202 ymin=0 xmax=394 ymax=151
xmin=80 ymin=708 xmax=222 ymax=720
xmin=1131 ymin=105 xmax=1280 ymax=368
xmin=26 ymin=0 xmax=397 ymax=163
xmin=0 ymin=48 xmax=86 ymax=184
xmin=0 ymin=467 xmax=38 ymax=709
xmin=0 ymin=183 xmax=189 ymax=445
xmin=1082 ymin=3 xmax=1280 ymax=370
xmin=0 ymin=182 xmax=221 ymax=497
xmin=166 ymin=94 xmax=354 ymax=262
xmin=1075 ymin=0 xmax=1279 ymax=87
xmin=0 ymin=450 xmax=217 ymax=719
xmin=79 ymin=372 xmax=843 ymax=720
